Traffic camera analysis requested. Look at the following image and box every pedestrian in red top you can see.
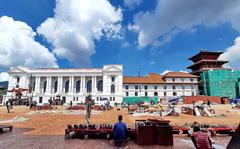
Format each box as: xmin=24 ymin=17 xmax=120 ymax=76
xmin=191 ymin=126 xmax=213 ymax=149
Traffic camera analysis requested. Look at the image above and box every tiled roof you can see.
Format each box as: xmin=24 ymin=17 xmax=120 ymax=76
xmin=123 ymin=72 xmax=198 ymax=84
xmin=123 ymin=73 xmax=165 ymax=84
xmin=164 ymin=72 xmax=199 ymax=78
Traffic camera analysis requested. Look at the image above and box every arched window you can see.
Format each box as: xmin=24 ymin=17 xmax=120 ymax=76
xmin=33 ymin=81 xmax=35 ymax=91
xmin=43 ymin=81 xmax=47 ymax=93
xmin=54 ymin=81 xmax=58 ymax=93
xmin=76 ymin=80 xmax=80 ymax=93
xmin=87 ymin=80 xmax=92 ymax=93
xmin=65 ymin=80 xmax=69 ymax=93
xmin=111 ymin=84 xmax=115 ymax=93
xmin=97 ymin=80 xmax=103 ymax=92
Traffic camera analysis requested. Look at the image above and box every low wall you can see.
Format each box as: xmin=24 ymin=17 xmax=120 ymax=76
xmin=183 ymin=95 xmax=221 ymax=104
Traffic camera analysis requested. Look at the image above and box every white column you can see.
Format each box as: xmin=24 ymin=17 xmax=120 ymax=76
xmin=69 ymin=76 xmax=74 ymax=93
xmin=35 ymin=77 xmax=41 ymax=93
xmin=80 ymin=76 xmax=83 ymax=92
xmin=82 ymin=76 xmax=85 ymax=93
xmin=91 ymin=76 xmax=94 ymax=93
xmin=58 ymin=77 xmax=63 ymax=93
xmin=93 ymin=76 xmax=97 ymax=93
xmin=46 ymin=77 xmax=52 ymax=93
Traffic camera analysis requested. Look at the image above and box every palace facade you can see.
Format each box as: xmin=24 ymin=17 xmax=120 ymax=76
xmin=5 ymin=65 xmax=199 ymax=105
xmin=123 ymin=72 xmax=198 ymax=100
xmin=6 ymin=65 xmax=123 ymax=105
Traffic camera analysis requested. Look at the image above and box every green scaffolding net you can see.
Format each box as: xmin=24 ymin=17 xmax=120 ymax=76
xmin=123 ymin=96 xmax=158 ymax=104
xmin=200 ymin=69 xmax=240 ymax=99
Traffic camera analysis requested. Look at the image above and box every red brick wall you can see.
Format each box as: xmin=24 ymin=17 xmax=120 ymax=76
xmin=183 ymin=96 xmax=221 ymax=104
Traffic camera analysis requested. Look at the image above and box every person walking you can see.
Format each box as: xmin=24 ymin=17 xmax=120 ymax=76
xmin=157 ymin=102 xmax=164 ymax=119
xmin=6 ymin=99 xmax=12 ymax=113
xmin=207 ymin=99 xmax=211 ymax=108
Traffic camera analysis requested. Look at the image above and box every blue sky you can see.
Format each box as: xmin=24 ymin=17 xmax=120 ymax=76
xmin=0 ymin=0 xmax=240 ymax=80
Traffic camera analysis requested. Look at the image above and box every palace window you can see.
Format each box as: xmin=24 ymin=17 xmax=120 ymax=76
xmin=145 ymin=92 xmax=148 ymax=97
xmin=97 ymin=80 xmax=103 ymax=92
xmin=43 ymin=81 xmax=47 ymax=93
xmin=65 ymin=80 xmax=69 ymax=93
xmin=111 ymin=76 xmax=115 ymax=82
xmin=76 ymin=80 xmax=81 ymax=93
xmin=154 ymin=92 xmax=158 ymax=96
xmin=172 ymin=78 xmax=175 ymax=82
xmin=62 ymin=97 xmax=66 ymax=103
xmin=54 ymin=81 xmax=58 ymax=93
xmin=125 ymin=85 xmax=129 ymax=90
xmin=39 ymin=97 xmax=43 ymax=103
xmin=164 ymin=92 xmax=167 ymax=96
xmin=87 ymin=80 xmax=92 ymax=93
xmin=135 ymin=85 xmax=138 ymax=90
xmin=164 ymin=86 xmax=167 ymax=90
xmin=33 ymin=81 xmax=36 ymax=92
xmin=173 ymin=92 xmax=177 ymax=96
xmin=126 ymin=92 xmax=129 ymax=96
xmin=154 ymin=86 xmax=158 ymax=90
xmin=111 ymin=84 xmax=115 ymax=93
xmin=173 ymin=86 xmax=176 ymax=90
xmin=135 ymin=92 xmax=138 ymax=96
xmin=16 ymin=77 xmax=20 ymax=83
xmin=190 ymin=78 xmax=194 ymax=82
xmin=144 ymin=86 xmax=148 ymax=90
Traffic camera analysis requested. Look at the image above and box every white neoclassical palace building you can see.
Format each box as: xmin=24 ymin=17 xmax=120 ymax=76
xmin=5 ymin=65 xmax=199 ymax=105
xmin=6 ymin=65 xmax=123 ymax=105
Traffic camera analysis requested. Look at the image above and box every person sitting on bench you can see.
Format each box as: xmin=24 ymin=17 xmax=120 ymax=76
xmin=191 ymin=126 xmax=213 ymax=149
xmin=113 ymin=115 xmax=128 ymax=147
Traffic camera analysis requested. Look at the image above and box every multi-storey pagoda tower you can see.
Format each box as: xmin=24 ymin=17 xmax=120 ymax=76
xmin=187 ymin=50 xmax=228 ymax=75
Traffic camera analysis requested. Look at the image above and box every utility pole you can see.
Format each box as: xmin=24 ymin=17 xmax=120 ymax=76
xmin=137 ymin=70 xmax=142 ymax=96
xmin=137 ymin=70 xmax=142 ymax=113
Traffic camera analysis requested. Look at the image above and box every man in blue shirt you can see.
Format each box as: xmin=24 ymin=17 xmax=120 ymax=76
xmin=113 ymin=115 xmax=128 ymax=147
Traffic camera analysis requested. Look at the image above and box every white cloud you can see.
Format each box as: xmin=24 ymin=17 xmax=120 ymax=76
xmin=219 ymin=36 xmax=240 ymax=69
xmin=150 ymin=61 xmax=155 ymax=65
xmin=0 ymin=72 xmax=9 ymax=82
xmin=130 ymin=0 xmax=240 ymax=48
xmin=124 ymin=0 xmax=143 ymax=9
xmin=160 ymin=70 xmax=172 ymax=75
xmin=122 ymin=42 xmax=130 ymax=48
xmin=180 ymin=70 xmax=188 ymax=73
xmin=160 ymin=70 xmax=189 ymax=75
xmin=37 ymin=0 xmax=123 ymax=67
xmin=0 ymin=16 xmax=58 ymax=68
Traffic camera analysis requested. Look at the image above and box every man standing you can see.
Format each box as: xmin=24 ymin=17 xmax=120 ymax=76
xmin=207 ymin=99 xmax=211 ymax=108
xmin=6 ymin=99 xmax=12 ymax=113
xmin=85 ymin=95 xmax=92 ymax=126
xmin=113 ymin=115 xmax=128 ymax=147
xmin=157 ymin=102 xmax=164 ymax=119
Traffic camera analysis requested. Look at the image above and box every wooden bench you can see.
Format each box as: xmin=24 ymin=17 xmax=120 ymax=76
xmin=0 ymin=125 xmax=13 ymax=133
